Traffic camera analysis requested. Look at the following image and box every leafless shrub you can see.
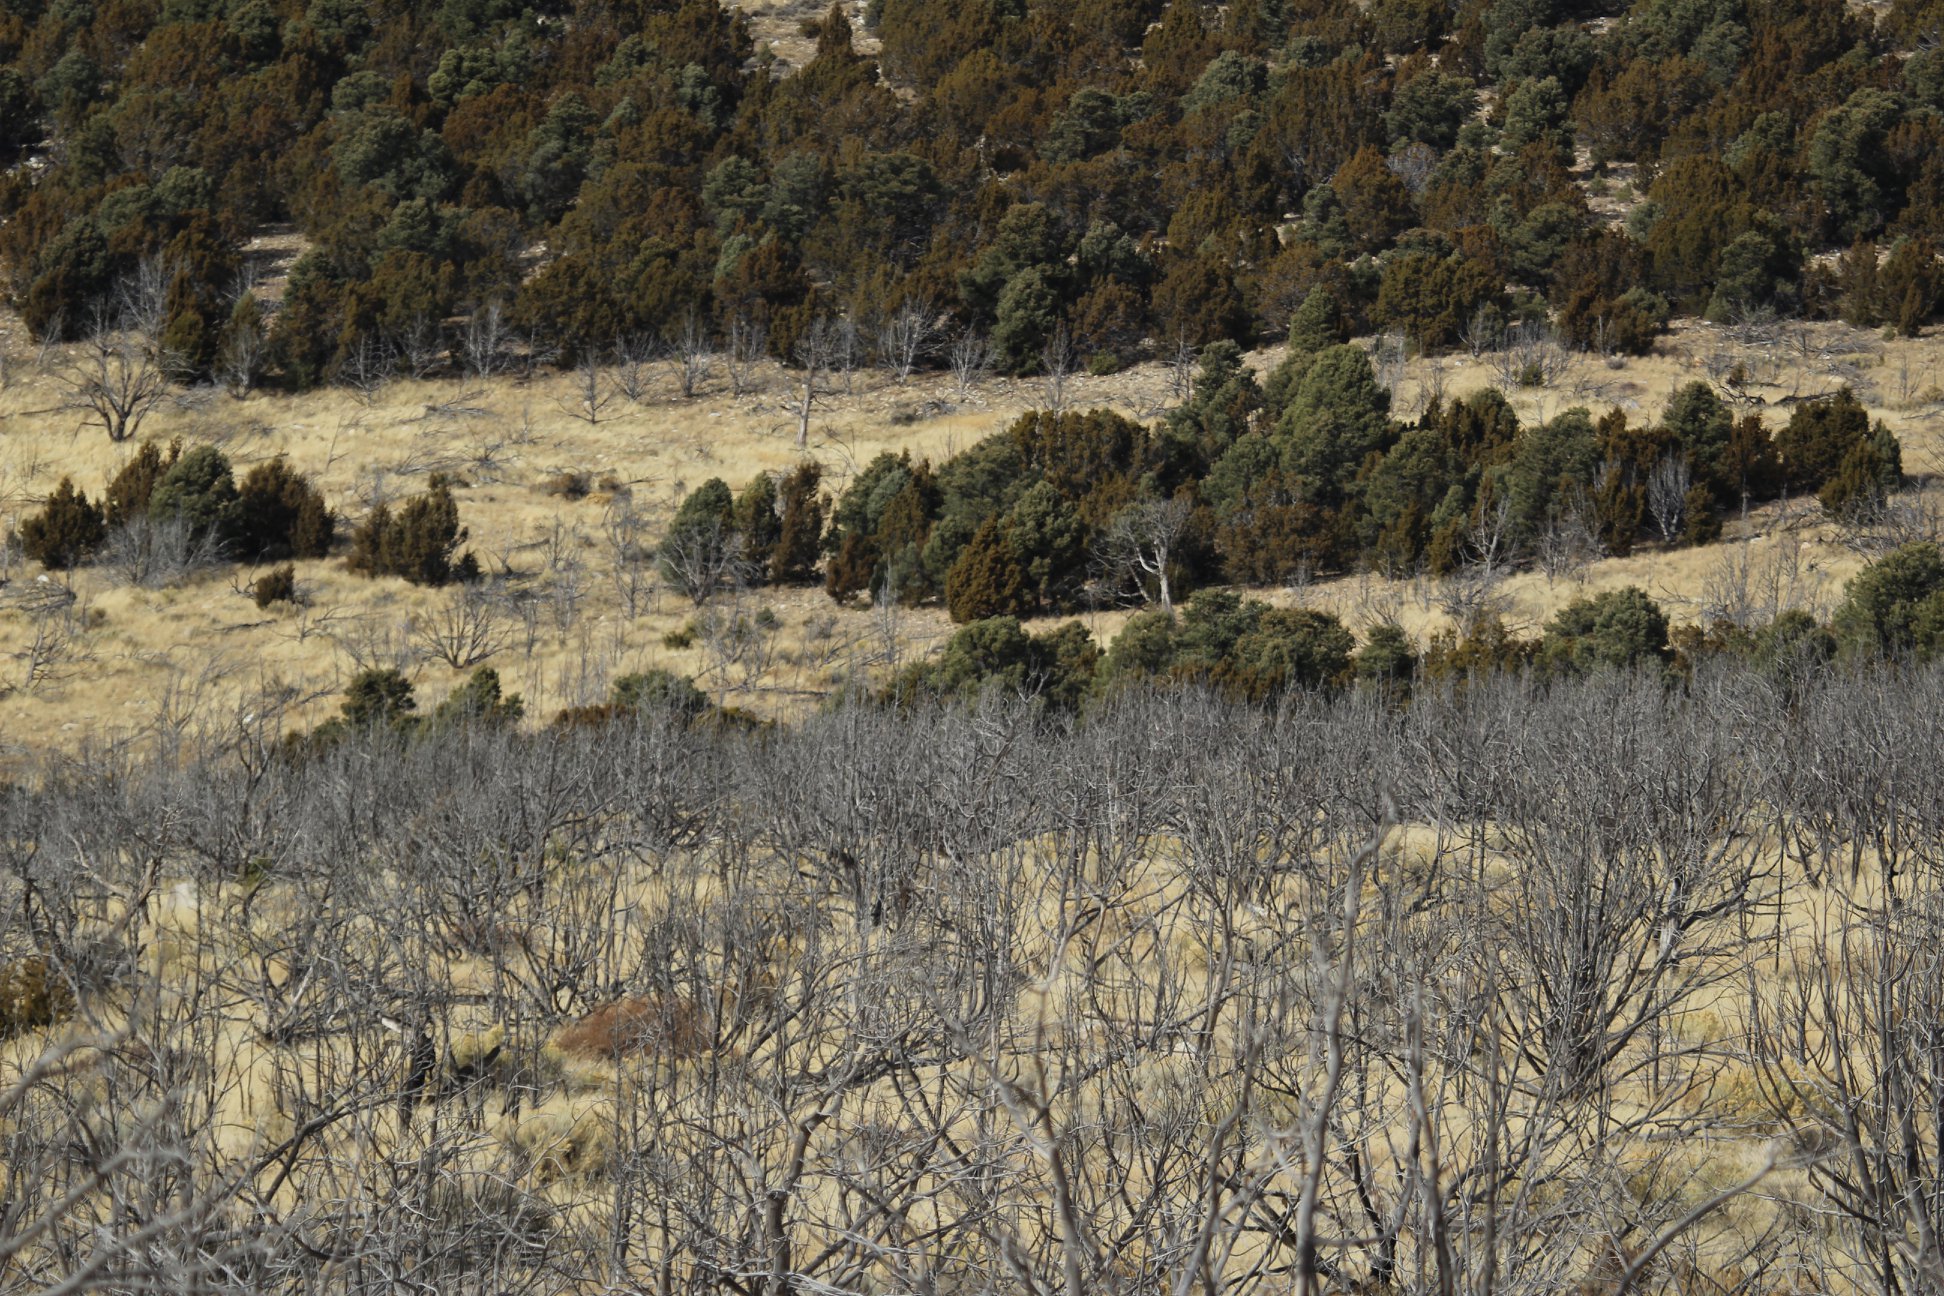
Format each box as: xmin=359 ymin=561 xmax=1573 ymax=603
xmin=539 ymin=521 xmax=591 ymax=635
xmin=1370 ymin=329 xmax=1408 ymax=400
xmin=1490 ymin=319 xmax=1572 ymax=390
xmin=1838 ymin=487 xmax=1944 ymax=555
xmin=1460 ymin=304 xmax=1503 ymax=357
xmin=949 ymin=328 xmax=992 ymax=401
xmin=1536 ymin=488 xmax=1603 ymax=584
xmin=414 ymin=585 xmax=510 ymax=669
xmin=666 ymin=308 xmax=712 ymax=399
xmin=560 ymin=353 xmax=615 ymax=425
xmin=1437 ymin=493 xmax=1516 ymax=627
xmin=658 ymin=518 xmax=748 ymax=605
xmin=878 ymin=297 xmax=942 ymax=383
xmin=1039 ymin=320 xmax=1076 ymax=413
xmin=1165 ymin=332 xmax=1198 ymax=403
xmin=611 ymin=334 xmax=656 ymax=404
xmin=337 ymin=331 xmax=396 ymax=404
xmin=725 ymin=312 xmax=767 ymax=397
xmin=215 ymin=302 xmax=267 ymax=400
xmin=327 ymin=611 xmax=421 ymax=674
xmin=1646 ymin=453 xmax=1692 ymax=543
xmin=697 ymin=594 xmax=781 ymax=697
xmin=395 ymin=313 xmax=446 ymax=380
xmin=7 ymin=582 xmax=93 ymax=692
xmin=462 ymin=300 xmax=513 ymax=379
xmin=100 ymin=515 xmax=226 ymax=589
xmin=59 ymin=302 xmax=173 ymax=441
xmin=602 ymin=499 xmax=655 ymax=619
xmin=789 ymin=315 xmax=839 ymax=448
xmin=1700 ymin=533 xmax=1826 ymax=629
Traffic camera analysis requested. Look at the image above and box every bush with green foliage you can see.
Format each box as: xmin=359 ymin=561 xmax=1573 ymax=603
xmin=1774 ymin=388 xmax=1878 ymax=495
xmin=772 ymin=462 xmax=826 ymax=585
xmin=147 ymin=445 xmax=240 ymax=542
xmin=0 ymin=955 xmax=75 ymax=1039
xmin=1538 ymin=586 xmax=1672 ymax=676
xmin=1831 ymin=542 xmax=1944 ymax=660
xmin=253 ymin=563 xmax=297 ymax=608
xmin=551 ymin=668 xmax=739 ymax=728
xmin=1103 ymin=591 xmax=1355 ymax=699
xmin=658 ymin=478 xmax=742 ymax=602
xmin=430 ymin=667 xmax=524 ymax=727
xmin=893 ymin=616 xmax=1099 ymax=713
xmin=1818 ymin=421 xmax=1903 ymax=519
xmin=347 ymin=475 xmax=476 ymax=586
xmin=20 ymin=478 xmax=106 ymax=570
xmin=233 ymin=458 xmax=335 ymax=560
xmin=104 ymin=440 xmax=182 ymax=528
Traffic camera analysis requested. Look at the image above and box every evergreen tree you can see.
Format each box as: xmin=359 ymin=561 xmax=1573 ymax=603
xmin=20 ymin=478 xmax=106 ymax=570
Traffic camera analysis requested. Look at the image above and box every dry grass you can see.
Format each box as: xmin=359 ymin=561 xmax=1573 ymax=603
xmin=2 ymin=307 xmax=1942 ymax=766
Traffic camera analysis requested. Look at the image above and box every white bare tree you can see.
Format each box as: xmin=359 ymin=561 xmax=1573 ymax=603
xmin=561 ymin=352 xmax=616 ymax=424
xmin=1040 ymin=320 xmax=1077 ymax=413
xmin=1646 ymin=452 xmax=1692 ymax=543
xmin=790 ymin=315 xmax=839 ymax=449
xmin=878 ymin=297 xmax=942 ymax=383
xmin=725 ymin=311 xmax=767 ymax=397
xmin=666 ymin=308 xmax=712 ymax=399
xmin=461 ymin=300 xmax=513 ymax=379
xmin=611 ymin=334 xmax=657 ymax=403
xmin=1099 ymin=496 xmax=1193 ymax=612
xmin=949 ymin=327 xmax=992 ymax=401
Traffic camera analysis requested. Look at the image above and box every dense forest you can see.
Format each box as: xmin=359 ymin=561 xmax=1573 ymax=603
xmin=8 ymin=0 xmax=1944 ymax=391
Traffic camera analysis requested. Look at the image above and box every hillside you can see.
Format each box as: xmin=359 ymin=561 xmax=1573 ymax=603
xmin=2 ymin=304 xmax=1941 ymax=762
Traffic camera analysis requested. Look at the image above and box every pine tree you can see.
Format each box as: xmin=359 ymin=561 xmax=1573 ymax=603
xmin=104 ymin=439 xmax=181 ymax=528
xmin=734 ymin=473 xmax=782 ymax=580
xmin=772 ymin=461 xmax=826 ymax=584
xmin=944 ymin=517 xmax=1033 ymax=622
xmin=20 ymin=477 xmax=106 ymax=569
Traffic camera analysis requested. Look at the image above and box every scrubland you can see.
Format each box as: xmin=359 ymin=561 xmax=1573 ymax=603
xmin=3 ymin=672 xmax=1943 ymax=1293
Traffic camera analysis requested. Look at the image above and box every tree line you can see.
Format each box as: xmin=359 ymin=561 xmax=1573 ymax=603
xmin=649 ymin=335 xmax=1902 ymax=620
xmin=8 ymin=0 xmax=1944 ymax=391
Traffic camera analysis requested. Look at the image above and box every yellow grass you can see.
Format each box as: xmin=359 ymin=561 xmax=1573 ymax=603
xmin=1 ymin=308 xmax=1941 ymax=765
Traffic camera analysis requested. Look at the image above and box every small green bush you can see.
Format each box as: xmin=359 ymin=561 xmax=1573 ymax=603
xmin=20 ymin=477 xmax=106 ymax=569
xmin=347 ymin=475 xmax=477 ymax=586
xmin=253 ymin=563 xmax=297 ymax=607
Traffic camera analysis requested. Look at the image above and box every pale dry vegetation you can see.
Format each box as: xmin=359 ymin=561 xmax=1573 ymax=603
xmin=4 ymin=673 xmax=1944 ymax=1293
xmin=2 ymin=306 xmax=1943 ymax=766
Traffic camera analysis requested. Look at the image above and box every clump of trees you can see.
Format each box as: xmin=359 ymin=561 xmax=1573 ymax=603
xmin=347 ymin=475 xmax=477 ymax=586
xmin=296 ymin=664 xmax=524 ymax=750
xmin=13 ymin=0 xmax=1944 ymax=405
xmin=17 ymin=442 xmax=334 ymax=578
xmin=895 ymin=538 xmax=1944 ymax=713
xmin=655 ymin=367 xmax=1897 ymax=627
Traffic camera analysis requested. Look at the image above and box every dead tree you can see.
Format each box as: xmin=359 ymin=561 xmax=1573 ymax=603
xmin=1646 ymin=453 xmax=1692 ymax=543
xmin=790 ymin=315 xmax=839 ymax=449
xmin=878 ymin=297 xmax=941 ymax=383
xmin=1099 ymin=496 xmax=1192 ymax=611
xmin=1040 ymin=320 xmax=1076 ymax=413
xmin=60 ymin=305 xmax=172 ymax=442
